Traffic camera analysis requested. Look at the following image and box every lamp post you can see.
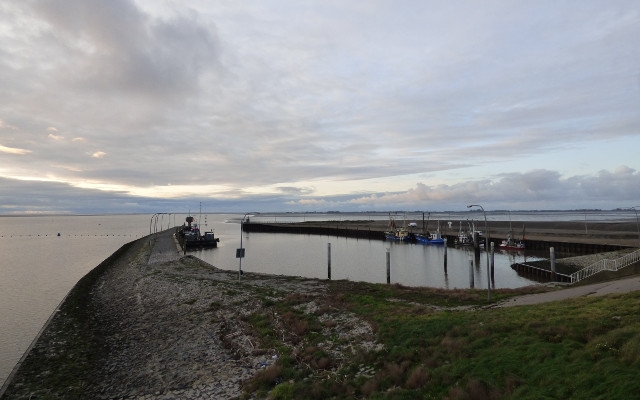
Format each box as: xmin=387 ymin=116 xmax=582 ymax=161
xmin=467 ymin=204 xmax=491 ymax=301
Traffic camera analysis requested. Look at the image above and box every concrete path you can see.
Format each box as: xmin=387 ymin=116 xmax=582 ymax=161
xmin=497 ymin=275 xmax=640 ymax=307
xmin=147 ymin=228 xmax=183 ymax=264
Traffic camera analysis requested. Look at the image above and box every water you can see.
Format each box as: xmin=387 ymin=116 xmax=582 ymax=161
xmin=189 ymin=222 xmax=540 ymax=288
xmin=1 ymin=210 xmax=637 ymax=387
xmin=0 ymin=214 xmax=151 ymax=388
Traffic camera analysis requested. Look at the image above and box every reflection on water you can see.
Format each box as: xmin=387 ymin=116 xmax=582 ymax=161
xmin=190 ymin=217 xmax=544 ymax=290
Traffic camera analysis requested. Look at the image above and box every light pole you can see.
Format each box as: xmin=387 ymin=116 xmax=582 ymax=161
xmin=467 ymin=204 xmax=491 ymax=301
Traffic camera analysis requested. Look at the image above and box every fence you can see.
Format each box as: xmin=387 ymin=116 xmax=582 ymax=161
xmin=570 ymin=249 xmax=640 ymax=283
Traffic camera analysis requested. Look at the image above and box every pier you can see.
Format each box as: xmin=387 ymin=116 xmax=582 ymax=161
xmin=242 ymin=222 xmax=632 ymax=255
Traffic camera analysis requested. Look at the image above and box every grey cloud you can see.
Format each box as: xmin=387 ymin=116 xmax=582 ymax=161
xmin=1 ymin=165 xmax=639 ymax=214
xmin=36 ymin=0 xmax=220 ymax=97
xmin=1 ymin=1 xmax=639 ymax=213
xmin=337 ymin=167 xmax=640 ymax=211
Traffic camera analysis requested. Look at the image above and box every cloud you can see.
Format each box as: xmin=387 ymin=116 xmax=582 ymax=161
xmin=0 ymin=2 xmax=638 ymax=214
xmin=0 ymin=144 xmax=31 ymax=155
xmin=283 ymin=166 xmax=640 ymax=212
xmin=35 ymin=0 xmax=221 ymax=98
xmin=1 ymin=165 xmax=639 ymax=214
xmin=0 ymin=120 xmax=18 ymax=130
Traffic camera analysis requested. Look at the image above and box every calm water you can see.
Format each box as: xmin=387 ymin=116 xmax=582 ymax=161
xmin=1 ymin=210 xmax=636 ymax=387
xmin=0 ymin=215 xmax=150 ymax=388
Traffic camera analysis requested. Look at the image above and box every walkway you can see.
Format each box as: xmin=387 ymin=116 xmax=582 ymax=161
xmin=147 ymin=228 xmax=183 ymax=264
xmin=497 ymin=275 xmax=640 ymax=307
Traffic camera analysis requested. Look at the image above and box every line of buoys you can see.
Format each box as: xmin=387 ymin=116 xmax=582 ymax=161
xmin=0 ymin=234 xmax=140 ymax=238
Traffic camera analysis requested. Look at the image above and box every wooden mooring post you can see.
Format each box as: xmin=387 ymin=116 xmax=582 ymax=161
xmin=327 ymin=242 xmax=332 ymax=280
xmin=490 ymin=242 xmax=495 ymax=279
xmin=469 ymin=255 xmax=474 ymax=288
xmin=386 ymin=248 xmax=391 ymax=284
xmin=443 ymin=239 xmax=448 ymax=273
xmin=550 ymin=247 xmax=556 ymax=279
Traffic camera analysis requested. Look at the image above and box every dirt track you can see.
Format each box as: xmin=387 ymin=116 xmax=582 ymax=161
xmin=497 ymin=275 xmax=640 ymax=307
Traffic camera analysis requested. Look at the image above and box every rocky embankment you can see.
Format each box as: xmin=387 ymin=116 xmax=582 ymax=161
xmin=1 ymin=231 xmax=379 ymax=399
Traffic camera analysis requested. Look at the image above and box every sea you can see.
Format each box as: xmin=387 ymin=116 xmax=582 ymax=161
xmin=1 ymin=210 xmax=637 ymax=387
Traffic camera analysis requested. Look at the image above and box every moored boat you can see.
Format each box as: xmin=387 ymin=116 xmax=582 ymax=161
xmin=499 ymin=218 xmax=525 ymax=251
xmin=178 ymin=216 xmax=219 ymax=249
xmin=416 ymin=220 xmax=445 ymax=244
xmin=499 ymin=238 xmax=525 ymax=251
xmin=384 ymin=214 xmax=415 ymax=242
xmin=416 ymin=232 xmax=445 ymax=244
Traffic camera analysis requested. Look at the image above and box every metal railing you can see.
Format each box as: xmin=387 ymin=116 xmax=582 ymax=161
xmin=570 ymin=249 xmax=640 ymax=283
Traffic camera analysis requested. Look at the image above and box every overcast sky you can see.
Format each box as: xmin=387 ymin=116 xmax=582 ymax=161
xmin=1 ymin=0 xmax=639 ymax=214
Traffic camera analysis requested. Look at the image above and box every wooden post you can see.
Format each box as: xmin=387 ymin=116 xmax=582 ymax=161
xmin=469 ymin=254 xmax=474 ymax=288
xmin=386 ymin=248 xmax=391 ymax=284
xmin=327 ymin=243 xmax=332 ymax=280
xmin=443 ymin=238 xmax=448 ymax=273
xmin=490 ymin=241 xmax=495 ymax=281
xmin=550 ymin=247 xmax=556 ymax=279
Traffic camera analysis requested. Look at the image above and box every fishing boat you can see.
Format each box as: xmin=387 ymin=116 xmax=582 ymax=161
xmin=416 ymin=231 xmax=445 ymax=244
xmin=384 ymin=214 xmax=415 ymax=242
xmin=454 ymin=221 xmax=478 ymax=246
xmin=416 ymin=219 xmax=445 ymax=244
xmin=178 ymin=215 xmax=219 ymax=249
xmin=499 ymin=213 xmax=525 ymax=251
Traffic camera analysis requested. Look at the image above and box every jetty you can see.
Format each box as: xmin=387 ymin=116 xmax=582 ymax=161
xmin=242 ymin=219 xmax=638 ymax=253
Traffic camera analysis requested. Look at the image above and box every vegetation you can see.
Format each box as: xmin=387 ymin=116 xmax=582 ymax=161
xmin=244 ymin=280 xmax=640 ymax=399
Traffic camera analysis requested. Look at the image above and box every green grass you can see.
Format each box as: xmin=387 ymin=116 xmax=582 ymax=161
xmin=244 ymin=281 xmax=640 ymax=399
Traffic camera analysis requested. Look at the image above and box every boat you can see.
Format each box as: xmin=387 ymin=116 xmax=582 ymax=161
xmin=178 ymin=215 xmax=220 ymax=249
xmin=384 ymin=214 xmax=415 ymax=242
xmin=500 ymin=221 xmax=525 ymax=251
xmin=416 ymin=231 xmax=445 ymax=244
xmin=454 ymin=221 xmax=476 ymax=246
xmin=500 ymin=238 xmax=525 ymax=250
xmin=416 ymin=219 xmax=445 ymax=244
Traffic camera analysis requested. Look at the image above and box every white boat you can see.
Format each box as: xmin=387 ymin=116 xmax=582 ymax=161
xmin=499 ymin=213 xmax=525 ymax=251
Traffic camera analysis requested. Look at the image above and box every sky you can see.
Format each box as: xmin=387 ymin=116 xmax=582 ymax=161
xmin=1 ymin=0 xmax=639 ymax=214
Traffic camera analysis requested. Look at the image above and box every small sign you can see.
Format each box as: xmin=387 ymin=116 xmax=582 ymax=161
xmin=236 ymin=248 xmax=245 ymax=258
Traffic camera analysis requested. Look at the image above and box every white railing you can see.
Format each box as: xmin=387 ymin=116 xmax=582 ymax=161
xmin=570 ymin=249 xmax=640 ymax=283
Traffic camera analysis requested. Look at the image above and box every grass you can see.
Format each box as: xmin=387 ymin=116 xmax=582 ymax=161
xmin=244 ymin=279 xmax=640 ymax=399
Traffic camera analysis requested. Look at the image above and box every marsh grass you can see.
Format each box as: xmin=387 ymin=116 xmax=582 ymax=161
xmin=244 ymin=278 xmax=640 ymax=399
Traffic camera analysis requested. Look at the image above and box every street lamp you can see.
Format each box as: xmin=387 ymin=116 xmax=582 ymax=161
xmin=467 ymin=204 xmax=491 ymax=301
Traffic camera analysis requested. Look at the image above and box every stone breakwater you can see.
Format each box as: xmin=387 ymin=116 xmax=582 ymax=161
xmin=2 ymin=231 xmax=380 ymax=399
